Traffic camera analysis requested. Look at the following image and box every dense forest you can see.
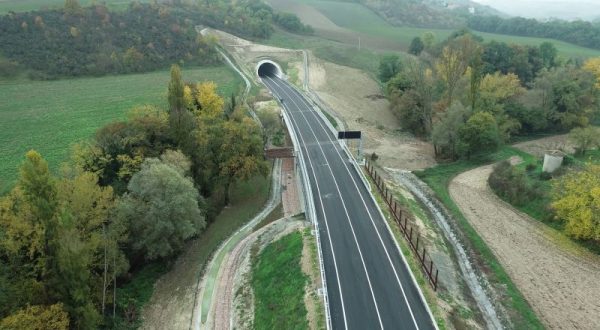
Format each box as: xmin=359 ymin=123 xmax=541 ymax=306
xmin=0 ymin=0 xmax=311 ymax=79
xmin=383 ymin=31 xmax=599 ymax=159
xmin=0 ymin=65 xmax=267 ymax=328
xmin=468 ymin=16 xmax=600 ymax=51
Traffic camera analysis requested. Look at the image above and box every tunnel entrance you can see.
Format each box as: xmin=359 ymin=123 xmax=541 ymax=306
xmin=256 ymin=60 xmax=283 ymax=78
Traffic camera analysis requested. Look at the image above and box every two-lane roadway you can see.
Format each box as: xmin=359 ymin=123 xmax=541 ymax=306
xmin=262 ymin=73 xmax=436 ymax=330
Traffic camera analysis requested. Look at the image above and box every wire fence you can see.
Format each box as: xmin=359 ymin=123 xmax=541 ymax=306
xmin=365 ymin=159 xmax=439 ymax=291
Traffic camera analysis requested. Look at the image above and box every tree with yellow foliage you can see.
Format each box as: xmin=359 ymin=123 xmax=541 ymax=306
xmin=0 ymin=303 xmax=69 ymax=330
xmin=436 ymin=35 xmax=479 ymax=106
xmin=552 ymin=164 xmax=600 ymax=241
xmin=195 ymin=81 xmax=224 ymax=117
xmin=583 ymin=57 xmax=600 ymax=90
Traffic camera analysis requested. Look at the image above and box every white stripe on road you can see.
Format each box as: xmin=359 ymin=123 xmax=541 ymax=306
xmin=266 ymin=76 xmax=385 ymax=329
xmin=277 ymin=77 xmax=423 ymax=329
xmin=263 ymin=78 xmax=350 ymax=329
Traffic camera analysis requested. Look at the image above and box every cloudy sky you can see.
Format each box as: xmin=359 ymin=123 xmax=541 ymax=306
xmin=472 ymin=0 xmax=600 ymax=21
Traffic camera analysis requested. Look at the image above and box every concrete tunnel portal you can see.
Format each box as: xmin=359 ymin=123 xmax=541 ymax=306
xmin=257 ymin=60 xmax=284 ymax=78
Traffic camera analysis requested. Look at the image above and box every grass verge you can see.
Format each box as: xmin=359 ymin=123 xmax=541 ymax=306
xmin=321 ymin=110 xmax=338 ymax=129
xmin=414 ymin=146 xmax=544 ymax=329
xmin=252 ymin=231 xmax=308 ymax=329
xmin=302 ymin=227 xmax=326 ymax=330
xmin=0 ymin=65 xmax=241 ymax=194
xmin=363 ymin=169 xmax=447 ymax=329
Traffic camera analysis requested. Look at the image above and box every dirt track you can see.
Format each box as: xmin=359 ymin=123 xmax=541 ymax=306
xmin=449 ymin=165 xmax=600 ymax=329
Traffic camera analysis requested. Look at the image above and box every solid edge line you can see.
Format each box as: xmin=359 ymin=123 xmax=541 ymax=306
xmin=269 ymin=76 xmax=386 ymax=329
xmin=266 ymin=77 xmax=348 ymax=329
xmin=293 ymin=58 xmax=440 ymax=329
xmin=276 ymin=78 xmax=422 ymax=329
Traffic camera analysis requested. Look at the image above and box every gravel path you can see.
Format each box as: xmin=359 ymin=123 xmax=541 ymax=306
xmin=449 ymin=165 xmax=600 ymax=330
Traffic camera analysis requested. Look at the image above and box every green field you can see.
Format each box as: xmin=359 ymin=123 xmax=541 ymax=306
xmin=252 ymin=231 xmax=308 ymax=329
xmin=0 ymin=65 xmax=241 ymax=193
xmin=296 ymin=0 xmax=600 ymax=58
xmin=0 ymin=0 xmax=149 ymax=13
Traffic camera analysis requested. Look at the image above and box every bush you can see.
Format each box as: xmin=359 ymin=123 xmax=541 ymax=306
xmin=371 ymin=152 xmax=379 ymax=161
xmin=539 ymin=171 xmax=552 ymax=181
xmin=0 ymin=58 xmax=20 ymax=78
xmin=489 ymin=160 xmax=541 ymax=206
xmin=525 ymin=163 xmax=537 ymax=172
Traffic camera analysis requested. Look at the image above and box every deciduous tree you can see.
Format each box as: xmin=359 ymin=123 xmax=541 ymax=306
xmin=118 ymin=154 xmax=205 ymax=260
xmin=568 ymin=126 xmax=600 ymax=155
xmin=458 ymin=111 xmax=501 ymax=158
xmin=0 ymin=304 xmax=69 ymax=330
xmin=552 ymin=164 xmax=600 ymax=241
xmin=378 ymin=55 xmax=402 ymax=83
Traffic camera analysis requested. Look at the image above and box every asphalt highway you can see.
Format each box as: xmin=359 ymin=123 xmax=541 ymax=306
xmin=262 ymin=74 xmax=436 ymax=330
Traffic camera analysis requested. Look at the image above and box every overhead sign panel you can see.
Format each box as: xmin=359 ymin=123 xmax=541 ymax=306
xmin=338 ymin=131 xmax=361 ymax=139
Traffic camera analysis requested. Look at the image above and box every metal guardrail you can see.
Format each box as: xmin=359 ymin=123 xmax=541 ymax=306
xmin=207 ymin=33 xmax=332 ymax=329
xmin=299 ymin=50 xmax=440 ymax=329
xmin=278 ymin=99 xmax=333 ymax=330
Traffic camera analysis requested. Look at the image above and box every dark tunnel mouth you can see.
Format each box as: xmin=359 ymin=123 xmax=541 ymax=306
xmin=257 ymin=61 xmax=282 ymax=78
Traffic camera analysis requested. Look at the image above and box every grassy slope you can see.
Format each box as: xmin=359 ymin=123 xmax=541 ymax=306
xmin=116 ymin=173 xmax=271 ymax=328
xmin=265 ymin=29 xmax=382 ymax=76
xmin=0 ymin=0 xmax=149 ymax=13
xmin=0 ymin=65 xmax=241 ymax=193
xmin=297 ymin=0 xmax=600 ymax=58
xmin=252 ymin=231 xmax=308 ymax=330
xmin=415 ymin=147 xmax=544 ymax=329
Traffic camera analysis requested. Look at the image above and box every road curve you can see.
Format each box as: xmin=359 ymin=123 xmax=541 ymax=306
xmin=262 ymin=74 xmax=436 ymax=330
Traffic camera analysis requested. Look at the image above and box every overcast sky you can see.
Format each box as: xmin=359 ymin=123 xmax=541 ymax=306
xmin=472 ymin=0 xmax=600 ymax=21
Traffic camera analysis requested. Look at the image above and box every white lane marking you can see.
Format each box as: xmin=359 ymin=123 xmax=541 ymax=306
xmin=274 ymin=77 xmax=422 ymax=329
xmin=266 ymin=76 xmax=385 ymax=330
xmin=263 ymin=78 xmax=350 ymax=330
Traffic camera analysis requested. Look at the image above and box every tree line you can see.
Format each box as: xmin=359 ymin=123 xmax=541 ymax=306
xmin=382 ymin=30 xmax=600 ymax=160
xmin=0 ymin=0 xmax=311 ymax=79
xmin=0 ymin=64 xmax=267 ymax=328
xmin=468 ymin=15 xmax=600 ymax=51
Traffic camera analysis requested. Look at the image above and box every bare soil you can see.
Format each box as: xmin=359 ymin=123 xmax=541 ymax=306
xmin=513 ymin=134 xmax=575 ymax=157
xmin=307 ymin=55 xmax=437 ymax=170
xmin=449 ymin=165 xmax=600 ymax=330
xmin=210 ymin=29 xmax=435 ymax=171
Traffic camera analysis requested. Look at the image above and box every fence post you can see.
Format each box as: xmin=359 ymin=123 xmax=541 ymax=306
xmin=416 ymin=236 xmax=419 ymax=251
xmin=422 ymin=247 xmax=426 ymax=263
xmin=394 ymin=202 xmax=397 ymax=215
xmin=434 ymin=269 xmax=439 ymax=291
xmin=429 ymin=260 xmax=433 ymax=276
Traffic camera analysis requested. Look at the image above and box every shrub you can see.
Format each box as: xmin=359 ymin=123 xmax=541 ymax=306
xmin=525 ymin=163 xmax=537 ymax=172
xmin=489 ymin=160 xmax=541 ymax=206
xmin=539 ymin=171 xmax=552 ymax=181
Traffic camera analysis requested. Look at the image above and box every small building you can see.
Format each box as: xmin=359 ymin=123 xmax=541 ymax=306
xmin=542 ymin=150 xmax=566 ymax=173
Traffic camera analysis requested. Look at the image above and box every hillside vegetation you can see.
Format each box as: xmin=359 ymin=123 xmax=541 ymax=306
xmin=0 ymin=0 xmax=311 ymax=79
xmin=0 ymin=65 xmax=241 ymax=194
xmin=281 ymin=0 xmax=600 ymax=58
xmin=0 ymin=65 xmax=266 ymax=328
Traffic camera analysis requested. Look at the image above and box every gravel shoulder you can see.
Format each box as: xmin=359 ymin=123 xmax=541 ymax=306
xmin=449 ymin=165 xmax=600 ymax=330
